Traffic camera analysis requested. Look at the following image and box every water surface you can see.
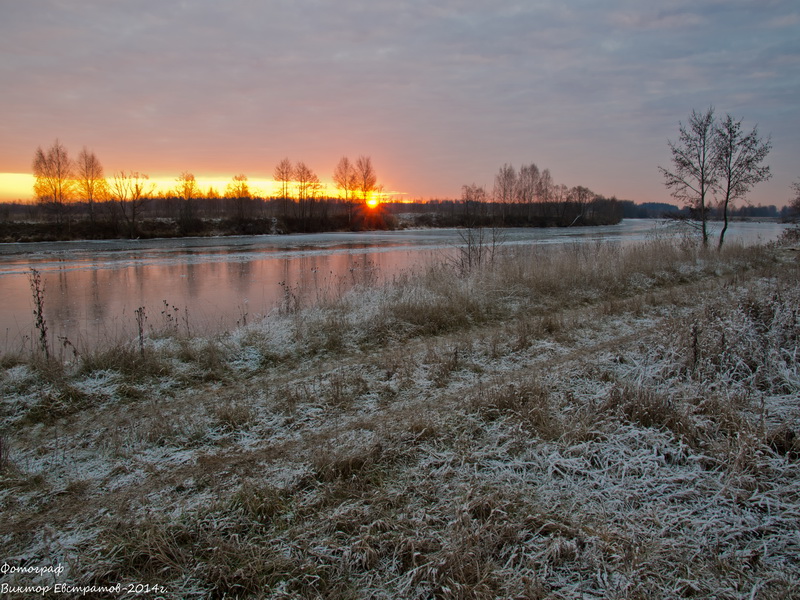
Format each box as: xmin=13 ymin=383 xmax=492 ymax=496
xmin=0 ymin=220 xmax=788 ymax=353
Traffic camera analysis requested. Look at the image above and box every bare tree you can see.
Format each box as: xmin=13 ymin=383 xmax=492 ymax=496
xmin=333 ymin=156 xmax=358 ymax=222
xmin=536 ymin=168 xmax=554 ymax=218
xmin=493 ymin=164 xmax=515 ymax=203
xmin=713 ymin=114 xmax=772 ymax=248
xmin=294 ymin=162 xmax=321 ymax=224
xmin=659 ymin=107 xmax=718 ymax=247
xmin=226 ymin=173 xmax=250 ymax=199
xmin=175 ymin=171 xmax=200 ymax=228
xmin=109 ymin=171 xmax=154 ymax=238
xmin=75 ymin=147 xmax=107 ymax=224
xmin=225 ymin=173 xmax=251 ymax=220
xmin=516 ymin=163 xmax=538 ymax=201
xmin=333 ymin=156 xmax=357 ymax=201
xmin=32 ymin=139 xmax=74 ymax=223
xmin=354 ymin=155 xmax=378 ymax=205
xmin=568 ymin=185 xmax=595 ymax=226
xmin=175 ymin=171 xmax=200 ymax=201
xmin=461 ymin=183 xmax=487 ymax=225
xmin=274 ymin=158 xmax=293 ymax=217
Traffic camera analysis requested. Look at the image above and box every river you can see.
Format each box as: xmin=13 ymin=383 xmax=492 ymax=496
xmin=0 ymin=220 xmax=790 ymax=354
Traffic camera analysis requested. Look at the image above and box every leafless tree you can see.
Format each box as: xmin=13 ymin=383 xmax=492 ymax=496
xmin=333 ymin=156 xmax=358 ymax=222
xmin=175 ymin=171 xmax=200 ymax=201
xmin=226 ymin=173 xmax=251 ymax=220
xmin=659 ymin=107 xmax=718 ymax=247
xmin=713 ymin=114 xmax=772 ymax=248
xmin=354 ymin=156 xmax=378 ymax=205
xmin=109 ymin=171 xmax=154 ymax=238
xmin=461 ymin=183 xmax=487 ymax=225
xmin=493 ymin=164 xmax=515 ymax=203
xmin=517 ymin=163 xmax=539 ymax=218
xmin=274 ymin=158 xmax=293 ymax=217
xmin=175 ymin=171 xmax=200 ymax=227
xmin=568 ymin=185 xmax=595 ymax=225
xmin=294 ymin=162 xmax=321 ymax=223
xmin=75 ymin=147 xmax=107 ymax=224
xmin=32 ymin=139 xmax=74 ymax=223
xmin=333 ymin=156 xmax=357 ymax=201
xmin=537 ymin=168 xmax=554 ymax=217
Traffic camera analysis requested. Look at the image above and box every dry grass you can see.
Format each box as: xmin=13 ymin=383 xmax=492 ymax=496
xmin=1 ymin=237 xmax=798 ymax=598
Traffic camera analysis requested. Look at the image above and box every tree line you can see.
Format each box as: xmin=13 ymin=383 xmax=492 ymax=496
xmin=17 ymin=139 xmax=623 ymax=240
xmin=659 ymin=107 xmax=774 ymax=248
xmin=455 ymin=163 xmax=622 ymax=228
xmin=28 ymin=140 xmax=385 ymax=237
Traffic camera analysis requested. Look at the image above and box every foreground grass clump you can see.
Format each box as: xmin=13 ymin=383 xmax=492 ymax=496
xmin=0 ymin=238 xmax=798 ymax=599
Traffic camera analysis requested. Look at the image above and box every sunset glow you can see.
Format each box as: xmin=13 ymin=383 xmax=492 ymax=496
xmin=1 ymin=2 xmax=798 ymax=206
xmin=0 ymin=172 xmax=405 ymax=203
xmin=0 ymin=173 xmax=35 ymax=202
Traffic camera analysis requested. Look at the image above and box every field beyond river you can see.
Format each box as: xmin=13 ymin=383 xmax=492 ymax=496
xmin=1 ymin=229 xmax=799 ymax=599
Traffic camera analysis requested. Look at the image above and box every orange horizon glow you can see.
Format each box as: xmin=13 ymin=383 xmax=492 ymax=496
xmin=0 ymin=172 xmax=406 ymax=203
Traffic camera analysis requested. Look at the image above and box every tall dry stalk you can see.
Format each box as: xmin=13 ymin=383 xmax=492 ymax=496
xmin=28 ymin=268 xmax=49 ymax=360
xmin=135 ymin=306 xmax=147 ymax=357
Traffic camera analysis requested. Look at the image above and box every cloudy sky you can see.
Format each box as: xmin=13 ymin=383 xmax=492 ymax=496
xmin=1 ymin=0 xmax=798 ymax=204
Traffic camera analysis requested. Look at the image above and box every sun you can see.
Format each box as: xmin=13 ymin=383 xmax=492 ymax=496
xmin=365 ymin=196 xmax=380 ymax=209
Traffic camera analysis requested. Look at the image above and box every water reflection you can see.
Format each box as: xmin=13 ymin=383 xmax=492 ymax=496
xmin=0 ymin=220 xmax=790 ymax=353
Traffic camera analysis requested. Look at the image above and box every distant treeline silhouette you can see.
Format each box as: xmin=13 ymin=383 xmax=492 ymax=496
xmin=617 ymin=200 xmax=792 ymax=220
xmin=6 ymin=140 xmax=630 ymax=241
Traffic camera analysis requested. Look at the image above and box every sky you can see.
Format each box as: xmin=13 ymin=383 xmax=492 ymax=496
xmin=1 ymin=0 xmax=798 ymax=205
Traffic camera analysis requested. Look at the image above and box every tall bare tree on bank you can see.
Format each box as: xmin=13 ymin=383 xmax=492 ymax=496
xmin=536 ymin=168 xmax=555 ymax=219
xmin=32 ymin=139 xmax=74 ymax=223
xmin=713 ymin=114 xmax=772 ymax=249
xmin=75 ymin=147 xmax=107 ymax=224
xmin=109 ymin=171 xmax=153 ymax=238
xmin=293 ymin=161 xmax=321 ymax=224
xmin=274 ymin=158 xmax=293 ymax=218
xmin=659 ymin=107 xmax=718 ymax=247
xmin=517 ymin=163 xmax=539 ymax=218
xmin=494 ymin=164 xmax=516 ymax=204
xmin=494 ymin=163 xmax=516 ymax=222
xmin=355 ymin=156 xmax=378 ymax=205
xmin=333 ymin=156 xmax=358 ymax=222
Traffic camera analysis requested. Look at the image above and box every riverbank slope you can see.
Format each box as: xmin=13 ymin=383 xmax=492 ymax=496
xmin=1 ymin=234 xmax=799 ymax=598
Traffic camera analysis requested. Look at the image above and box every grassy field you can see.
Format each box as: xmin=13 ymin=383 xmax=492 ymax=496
xmin=1 ymin=231 xmax=799 ymax=599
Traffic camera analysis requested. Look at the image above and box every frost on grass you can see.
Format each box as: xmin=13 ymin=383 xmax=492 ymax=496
xmin=0 ymin=240 xmax=798 ymax=598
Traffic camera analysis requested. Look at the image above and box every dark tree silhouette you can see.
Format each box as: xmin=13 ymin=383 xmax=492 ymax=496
xmin=109 ymin=171 xmax=154 ymax=238
xmin=274 ymin=158 xmax=293 ymax=218
xmin=714 ymin=114 xmax=771 ymax=248
xmin=75 ymin=147 xmax=107 ymax=224
xmin=32 ymin=139 xmax=74 ymax=223
xmin=354 ymin=156 xmax=378 ymax=205
xmin=660 ymin=107 xmax=718 ymax=247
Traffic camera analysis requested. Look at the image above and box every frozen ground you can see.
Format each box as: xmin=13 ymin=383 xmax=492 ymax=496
xmin=1 ymin=236 xmax=799 ymax=599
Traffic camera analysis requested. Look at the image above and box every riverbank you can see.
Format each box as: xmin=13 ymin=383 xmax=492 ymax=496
xmin=0 ymin=197 xmax=626 ymax=243
xmin=1 ymin=234 xmax=799 ymax=598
